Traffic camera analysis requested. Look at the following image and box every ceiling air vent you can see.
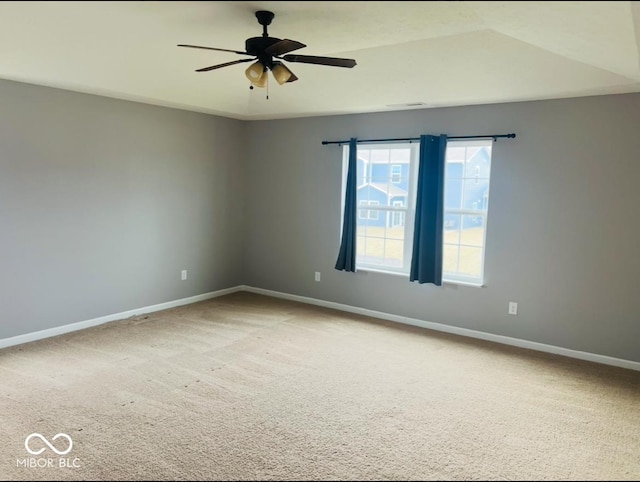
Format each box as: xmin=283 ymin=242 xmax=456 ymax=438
xmin=386 ymin=102 xmax=427 ymax=108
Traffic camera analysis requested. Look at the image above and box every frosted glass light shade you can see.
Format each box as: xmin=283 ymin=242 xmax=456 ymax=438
xmin=271 ymin=62 xmax=293 ymax=85
xmin=245 ymin=62 xmax=267 ymax=87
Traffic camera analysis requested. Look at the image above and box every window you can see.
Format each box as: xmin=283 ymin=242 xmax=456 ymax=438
xmin=442 ymin=139 xmax=493 ymax=285
xmin=342 ymin=138 xmax=493 ymax=285
xmin=391 ymin=200 xmax=405 ymax=227
xmin=344 ymin=143 xmax=418 ymax=274
xmin=390 ymin=164 xmax=401 ymax=183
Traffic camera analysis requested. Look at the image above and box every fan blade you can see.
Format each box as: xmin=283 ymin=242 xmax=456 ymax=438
xmin=282 ymin=54 xmax=356 ymax=68
xmin=265 ymin=39 xmax=306 ymax=56
xmin=286 ymin=71 xmax=299 ymax=83
xmin=178 ymin=44 xmax=250 ymax=56
xmin=195 ymin=58 xmax=254 ymax=72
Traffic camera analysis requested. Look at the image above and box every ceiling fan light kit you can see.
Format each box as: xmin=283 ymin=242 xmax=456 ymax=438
xmin=178 ymin=10 xmax=356 ymax=91
xmin=271 ymin=62 xmax=293 ymax=85
xmin=245 ymin=65 xmax=268 ymax=88
xmin=245 ymin=61 xmax=266 ymax=85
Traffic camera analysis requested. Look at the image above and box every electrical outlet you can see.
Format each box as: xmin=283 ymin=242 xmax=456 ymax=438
xmin=314 ymin=271 xmax=321 ymax=282
xmin=508 ymin=301 xmax=518 ymax=315
xmin=181 ymin=270 xmax=188 ymax=281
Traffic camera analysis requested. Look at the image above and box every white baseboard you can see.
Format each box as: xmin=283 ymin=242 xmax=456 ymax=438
xmin=0 ymin=286 xmax=243 ymax=351
xmin=3 ymin=284 xmax=638 ymax=373
xmin=242 ymin=285 xmax=640 ymax=372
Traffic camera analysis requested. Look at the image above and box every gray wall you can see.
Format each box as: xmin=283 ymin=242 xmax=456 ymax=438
xmin=0 ymin=79 xmax=245 ymax=339
xmin=244 ymin=94 xmax=640 ymax=363
xmin=2 ymin=77 xmax=638 ymax=363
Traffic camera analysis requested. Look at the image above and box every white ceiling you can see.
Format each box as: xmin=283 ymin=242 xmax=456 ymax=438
xmin=1 ymin=1 xmax=639 ymax=120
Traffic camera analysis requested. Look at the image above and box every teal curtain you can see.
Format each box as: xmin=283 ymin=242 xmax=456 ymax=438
xmin=335 ymin=138 xmax=358 ymax=272
xmin=410 ymin=134 xmax=447 ymax=285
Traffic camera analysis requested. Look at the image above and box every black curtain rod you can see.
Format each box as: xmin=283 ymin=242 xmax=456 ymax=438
xmin=321 ymin=133 xmax=516 ymax=145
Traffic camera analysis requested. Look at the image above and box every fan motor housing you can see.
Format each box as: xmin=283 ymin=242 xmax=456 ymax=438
xmin=245 ymin=36 xmax=281 ymax=56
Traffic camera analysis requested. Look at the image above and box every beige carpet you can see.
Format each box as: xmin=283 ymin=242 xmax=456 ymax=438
xmin=0 ymin=292 xmax=638 ymax=481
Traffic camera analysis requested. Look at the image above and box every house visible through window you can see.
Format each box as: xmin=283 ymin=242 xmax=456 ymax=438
xmin=342 ymin=138 xmax=493 ymax=285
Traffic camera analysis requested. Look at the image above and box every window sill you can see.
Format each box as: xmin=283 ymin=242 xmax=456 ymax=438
xmin=442 ymin=279 xmax=485 ymax=288
xmin=357 ymin=267 xmax=407 ymax=278
xmin=357 ymin=267 xmax=485 ymax=288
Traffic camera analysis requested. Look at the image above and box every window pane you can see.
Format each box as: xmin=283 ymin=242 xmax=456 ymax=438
xmin=445 ymin=178 xmax=463 ymax=210
xmin=468 ymin=161 xmax=490 ymax=180
xmin=358 ymin=200 xmax=367 ymax=220
xmin=443 ymin=244 xmax=459 ymax=273
xmin=384 ymin=240 xmax=404 ymax=267
xmin=374 ymin=183 xmax=388 ymax=199
xmin=386 ymin=223 xmax=405 ymax=241
xmin=446 ymin=146 xmax=467 ymax=163
xmin=444 ymin=214 xmax=461 ymax=243
xmin=370 ymin=149 xmax=389 ymax=164
xmin=389 ymin=149 xmax=410 ymax=163
xmin=363 ymin=235 xmax=384 ymax=264
xmin=445 ymin=160 xmax=464 ymax=180
xmin=458 ymin=246 xmax=482 ymax=276
xmin=390 ymin=211 xmax=405 ymax=230
xmin=390 ymin=164 xmax=403 ymax=183
xmin=357 ymin=157 xmax=365 ymax=186
xmin=460 ymin=215 xmax=484 ymax=247
xmin=357 ymin=189 xmax=368 ymax=204
xmin=389 ymin=190 xmax=408 ymax=207
xmin=370 ymin=172 xmax=387 ymax=183
xmin=462 ymin=179 xmax=490 ymax=211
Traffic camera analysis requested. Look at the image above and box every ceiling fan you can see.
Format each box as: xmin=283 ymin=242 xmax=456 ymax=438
xmin=178 ymin=10 xmax=357 ymax=89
